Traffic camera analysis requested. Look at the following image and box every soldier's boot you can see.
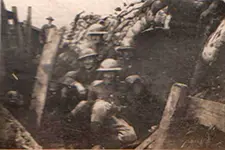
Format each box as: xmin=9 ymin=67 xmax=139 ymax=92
xmin=189 ymin=57 xmax=210 ymax=95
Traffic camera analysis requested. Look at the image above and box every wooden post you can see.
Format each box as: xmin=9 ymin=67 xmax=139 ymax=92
xmin=135 ymin=129 xmax=159 ymax=150
xmin=152 ymin=83 xmax=188 ymax=149
xmin=1 ymin=1 xmax=7 ymax=95
xmin=26 ymin=6 xmax=32 ymax=54
xmin=12 ymin=6 xmax=24 ymax=55
xmin=187 ymin=96 xmax=225 ymax=133
xmin=30 ymin=28 xmax=62 ymax=127
xmin=1 ymin=0 xmax=9 ymax=49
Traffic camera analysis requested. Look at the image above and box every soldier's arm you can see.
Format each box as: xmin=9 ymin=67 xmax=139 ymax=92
xmin=63 ymin=70 xmax=87 ymax=95
xmin=87 ymin=86 xmax=97 ymax=101
xmin=59 ymin=76 xmax=75 ymax=99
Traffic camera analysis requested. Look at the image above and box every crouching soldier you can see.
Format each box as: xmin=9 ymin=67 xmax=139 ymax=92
xmin=69 ymin=58 xmax=137 ymax=148
xmin=59 ymin=47 xmax=100 ymax=114
xmin=123 ymin=75 xmax=163 ymax=137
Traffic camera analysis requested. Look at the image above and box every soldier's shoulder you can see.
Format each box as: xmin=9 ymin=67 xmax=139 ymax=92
xmin=90 ymin=80 xmax=104 ymax=87
xmin=64 ymin=70 xmax=79 ymax=78
xmin=41 ymin=24 xmax=49 ymax=28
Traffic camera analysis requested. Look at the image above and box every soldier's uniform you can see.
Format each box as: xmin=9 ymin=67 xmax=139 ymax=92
xmin=68 ymin=59 xmax=137 ymax=148
xmin=84 ymin=23 xmax=117 ymax=62
xmin=115 ymin=46 xmax=139 ymax=80
xmin=89 ymin=59 xmax=137 ymax=148
xmin=52 ymin=49 xmax=79 ymax=80
xmin=123 ymin=75 xmax=163 ymax=137
xmin=58 ymin=48 xmax=100 ymax=113
xmin=39 ymin=16 xmax=56 ymax=45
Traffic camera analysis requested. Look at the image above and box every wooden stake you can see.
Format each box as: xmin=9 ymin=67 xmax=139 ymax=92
xmin=152 ymin=83 xmax=188 ymax=149
xmin=12 ymin=6 xmax=24 ymax=55
xmin=26 ymin=6 xmax=32 ymax=54
xmin=30 ymin=28 xmax=62 ymax=127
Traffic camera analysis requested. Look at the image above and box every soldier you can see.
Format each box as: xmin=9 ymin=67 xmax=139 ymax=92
xmin=52 ymin=48 xmax=79 ymax=80
xmin=59 ymin=47 xmax=100 ymax=113
xmin=82 ymin=23 xmax=116 ymax=62
xmin=39 ymin=16 xmax=57 ymax=45
xmin=123 ymin=75 xmax=163 ymax=137
xmin=114 ymin=46 xmax=136 ymax=78
xmin=69 ymin=58 xmax=137 ymax=148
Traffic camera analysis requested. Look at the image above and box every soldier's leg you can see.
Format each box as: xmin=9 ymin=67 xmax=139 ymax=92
xmin=105 ymin=116 xmax=137 ymax=148
xmin=89 ymin=100 xmax=113 ymax=147
xmin=68 ymin=100 xmax=91 ymax=119
xmin=90 ymin=100 xmax=113 ymax=131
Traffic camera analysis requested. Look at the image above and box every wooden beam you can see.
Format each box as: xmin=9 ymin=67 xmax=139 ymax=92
xmin=187 ymin=96 xmax=225 ymax=133
xmin=152 ymin=83 xmax=188 ymax=149
xmin=135 ymin=129 xmax=159 ymax=150
xmin=12 ymin=6 xmax=24 ymax=55
xmin=1 ymin=0 xmax=9 ymax=49
xmin=30 ymin=28 xmax=62 ymax=127
xmin=26 ymin=6 xmax=32 ymax=54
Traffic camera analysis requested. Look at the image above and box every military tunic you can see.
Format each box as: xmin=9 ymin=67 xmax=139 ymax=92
xmin=87 ymin=80 xmax=137 ymax=146
xmin=59 ymin=65 xmax=100 ymax=113
xmin=39 ymin=24 xmax=56 ymax=44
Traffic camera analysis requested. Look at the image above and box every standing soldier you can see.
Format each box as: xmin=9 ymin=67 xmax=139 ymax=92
xmin=69 ymin=58 xmax=137 ymax=148
xmin=59 ymin=47 xmax=100 ymax=113
xmin=39 ymin=16 xmax=57 ymax=46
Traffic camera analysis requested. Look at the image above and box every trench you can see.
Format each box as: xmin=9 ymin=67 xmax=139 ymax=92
xmin=1 ymin=26 xmax=205 ymax=148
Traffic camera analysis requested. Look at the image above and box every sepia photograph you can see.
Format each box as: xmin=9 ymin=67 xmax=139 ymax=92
xmin=1 ymin=0 xmax=225 ymax=149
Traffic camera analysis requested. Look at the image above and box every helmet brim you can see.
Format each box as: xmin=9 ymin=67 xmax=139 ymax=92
xmin=46 ymin=17 xmax=54 ymax=21
xmin=78 ymin=54 xmax=98 ymax=60
xmin=97 ymin=68 xmax=122 ymax=71
xmin=115 ymin=46 xmax=135 ymax=51
xmin=88 ymin=31 xmax=108 ymax=35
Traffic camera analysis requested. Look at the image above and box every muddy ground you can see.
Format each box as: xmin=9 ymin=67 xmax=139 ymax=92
xmin=163 ymin=120 xmax=225 ymax=150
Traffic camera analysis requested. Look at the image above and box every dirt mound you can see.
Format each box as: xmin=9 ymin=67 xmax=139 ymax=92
xmin=134 ymin=28 xmax=202 ymax=101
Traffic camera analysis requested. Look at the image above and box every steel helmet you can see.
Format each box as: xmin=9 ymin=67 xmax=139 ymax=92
xmin=46 ymin=16 xmax=54 ymax=21
xmin=78 ymin=47 xmax=98 ymax=60
xmin=87 ymin=23 xmax=107 ymax=36
xmin=97 ymin=58 xmax=122 ymax=71
xmin=125 ymin=75 xmax=143 ymax=84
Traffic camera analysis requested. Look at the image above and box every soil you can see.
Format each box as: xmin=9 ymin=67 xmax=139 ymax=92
xmin=164 ymin=120 xmax=225 ymax=150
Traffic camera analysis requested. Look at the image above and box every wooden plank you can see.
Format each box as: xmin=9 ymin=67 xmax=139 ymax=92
xmin=135 ymin=129 xmax=159 ymax=150
xmin=12 ymin=6 xmax=24 ymax=55
xmin=29 ymin=28 xmax=62 ymax=127
xmin=26 ymin=6 xmax=32 ymax=54
xmin=187 ymin=96 xmax=225 ymax=133
xmin=152 ymin=83 xmax=188 ymax=150
xmin=1 ymin=0 xmax=9 ymax=49
xmin=0 ymin=105 xmax=42 ymax=149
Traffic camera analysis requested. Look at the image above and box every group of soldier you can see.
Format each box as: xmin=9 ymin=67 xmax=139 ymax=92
xmin=38 ymin=15 xmax=157 ymax=149
xmin=35 ymin=0 xmax=225 ymax=148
